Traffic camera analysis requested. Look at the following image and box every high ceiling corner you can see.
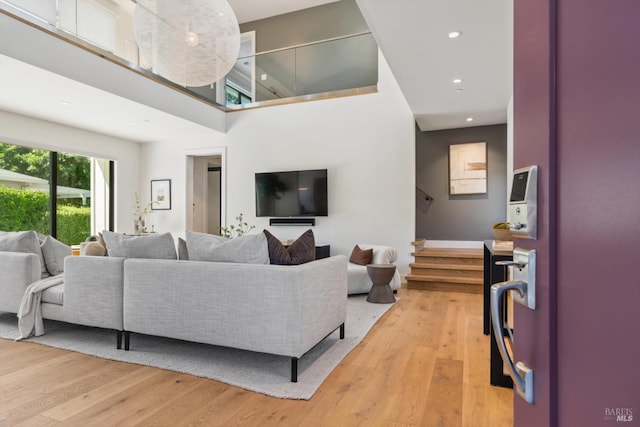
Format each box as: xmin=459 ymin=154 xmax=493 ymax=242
xmin=356 ymin=0 xmax=513 ymax=131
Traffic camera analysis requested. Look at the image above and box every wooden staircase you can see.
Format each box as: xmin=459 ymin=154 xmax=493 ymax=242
xmin=406 ymin=239 xmax=483 ymax=294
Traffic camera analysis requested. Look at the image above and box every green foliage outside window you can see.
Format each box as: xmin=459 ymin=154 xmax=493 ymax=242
xmin=0 ymin=142 xmax=91 ymax=207
xmin=0 ymin=186 xmax=90 ymax=245
xmin=0 ymin=186 xmax=49 ymax=234
xmin=56 ymin=204 xmax=91 ymax=245
xmin=0 ymin=143 xmax=49 ymax=180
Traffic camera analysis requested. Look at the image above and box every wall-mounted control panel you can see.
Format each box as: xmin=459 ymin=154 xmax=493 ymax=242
xmin=508 ymin=165 xmax=538 ymax=239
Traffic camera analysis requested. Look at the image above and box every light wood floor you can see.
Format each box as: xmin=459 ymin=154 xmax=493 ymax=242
xmin=0 ymin=288 xmax=513 ymax=426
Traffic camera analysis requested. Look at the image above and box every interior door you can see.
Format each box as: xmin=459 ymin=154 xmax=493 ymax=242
xmin=511 ymin=0 xmax=555 ymax=424
xmin=513 ymin=0 xmax=640 ymax=426
xmin=185 ymin=150 xmax=225 ymax=234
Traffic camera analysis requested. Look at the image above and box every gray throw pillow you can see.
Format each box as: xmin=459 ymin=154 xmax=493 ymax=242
xmin=185 ymin=230 xmax=269 ymax=264
xmin=40 ymin=235 xmax=71 ymax=276
xmin=0 ymin=230 xmax=49 ymax=278
xmin=102 ymin=231 xmax=177 ymax=259
xmin=178 ymin=237 xmax=189 ymax=260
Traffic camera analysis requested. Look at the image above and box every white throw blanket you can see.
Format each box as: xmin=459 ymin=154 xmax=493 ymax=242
xmin=16 ymin=274 xmax=64 ymax=340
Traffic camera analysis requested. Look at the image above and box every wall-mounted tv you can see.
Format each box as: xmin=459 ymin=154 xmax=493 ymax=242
xmin=255 ymin=169 xmax=328 ymax=217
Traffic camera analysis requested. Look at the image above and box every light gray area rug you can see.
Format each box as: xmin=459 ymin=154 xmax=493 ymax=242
xmin=0 ymin=295 xmax=394 ymax=400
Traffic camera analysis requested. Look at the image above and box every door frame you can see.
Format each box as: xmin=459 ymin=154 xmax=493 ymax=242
xmin=185 ymin=147 xmax=226 ymax=233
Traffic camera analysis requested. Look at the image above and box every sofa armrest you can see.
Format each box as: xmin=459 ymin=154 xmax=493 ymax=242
xmin=296 ymin=255 xmax=348 ymax=353
xmin=63 ymin=256 xmax=125 ymax=330
xmin=358 ymin=244 xmax=398 ymax=264
xmin=0 ymin=252 xmax=41 ymax=313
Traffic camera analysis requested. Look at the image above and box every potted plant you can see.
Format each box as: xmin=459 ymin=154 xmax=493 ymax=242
xmin=219 ymin=213 xmax=255 ymax=238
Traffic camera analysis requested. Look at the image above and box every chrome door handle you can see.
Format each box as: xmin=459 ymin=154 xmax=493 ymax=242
xmin=495 ymin=260 xmax=525 ymax=268
xmin=496 ymin=247 xmax=536 ymax=310
xmin=491 ymin=280 xmax=534 ymax=404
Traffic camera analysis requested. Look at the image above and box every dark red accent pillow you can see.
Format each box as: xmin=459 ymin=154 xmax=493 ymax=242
xmin=263 ymin=229 xmax=316 ymax=265
xmin=349 ymin=245 xmax=373 ymax=265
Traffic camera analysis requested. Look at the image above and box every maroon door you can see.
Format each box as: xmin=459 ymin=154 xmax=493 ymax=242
xmin=514 ymin=0 xmax=640 ymax=426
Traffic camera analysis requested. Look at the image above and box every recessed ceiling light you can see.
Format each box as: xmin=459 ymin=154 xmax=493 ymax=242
xmin=61 ymin=101 xmax=71 ymax=106
xmin=466 ymin=117 xmax=474 ymax=122
xmin=130 ymin=122 xmax=138 ymax=126
xmin=185 ymin=31 xmax=199 ymax=47
xmin=453 ymin=78 xmax=463 ymax=84
xmin=448 ymin=31 xmax=462 ymax=39
xmin=456 ymin=88 xmax=464 ymax=93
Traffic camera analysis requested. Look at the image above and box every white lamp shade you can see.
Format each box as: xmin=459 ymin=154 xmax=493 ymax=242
xmin=134 ymin=0 xmax=241 ymax=87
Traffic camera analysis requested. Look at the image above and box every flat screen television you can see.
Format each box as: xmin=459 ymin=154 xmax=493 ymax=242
xmin=255 ymin=169 xmax=328 ymax=217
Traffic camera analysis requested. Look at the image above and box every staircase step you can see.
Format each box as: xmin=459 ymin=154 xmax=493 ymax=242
xmin=412 ymin=248 xmax=483 ymax=266
xmin=405 ymin=274 xmax=483 ymax=285
xmin=412 ymin=238 xmax=426 ymax=251
xmin=406 ymin=274 xmax=482 ymax=294
xmin=413 ymin=247 xmax=483 ymax=258
xmin=407 ymin=244 xmax=484 ymax=294
xmin=410 ymin=263 xmax=483 ymax=279
xmin=410 ymin=262 xmax=482 ymax=271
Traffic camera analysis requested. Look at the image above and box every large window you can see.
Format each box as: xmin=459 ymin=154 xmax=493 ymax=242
xmin=0 ymin=142 xmax=113 ymax=245
xmin=225 ymin=84 xmax=252 ymax=105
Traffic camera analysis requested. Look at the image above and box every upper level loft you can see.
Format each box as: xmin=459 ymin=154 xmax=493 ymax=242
xmin=0 ymin=0 xmax=378 ymax=113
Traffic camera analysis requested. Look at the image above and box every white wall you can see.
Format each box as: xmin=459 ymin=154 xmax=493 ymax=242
xmin=0 ymin=110 xmax=141 ymax=233
xmin=140 ymin=52 xmax=416 ymax=273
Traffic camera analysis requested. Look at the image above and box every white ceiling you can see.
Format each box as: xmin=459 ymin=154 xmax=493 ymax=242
xmin=356 ymin=0 xmax=513 ymax=131
xmin=0 ymin=0 xmax=512 ymax=142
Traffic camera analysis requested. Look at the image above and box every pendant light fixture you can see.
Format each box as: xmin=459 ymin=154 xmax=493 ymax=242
xmin=133 ymin=0 xmax=241 ymax=87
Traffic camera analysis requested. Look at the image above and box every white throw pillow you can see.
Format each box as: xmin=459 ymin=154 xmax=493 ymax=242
xmin=40 ymin=235 xmax=71 ymax=276
xmin=0 ymin=230 xmax=49 ymax=278
xmin=102 ymin=230 xmax=177 ymax=259
xmin=359 ymin=244 xmax=398 ymax=264
xmin=185 ymin=230 xmax=269 ymax=264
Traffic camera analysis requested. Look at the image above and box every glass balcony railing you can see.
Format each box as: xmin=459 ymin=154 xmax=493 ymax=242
xmin=225 ymin=33 xmax=378 ymax=109
xmin=2 ymin=0 xmax=140 ymax=65
xmin=1 ymin=0 xmax=378 ymax=110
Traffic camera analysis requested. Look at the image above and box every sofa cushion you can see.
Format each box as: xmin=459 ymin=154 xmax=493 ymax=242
xmin=41 ymin=235 xmax=71 ymax=276
xmin=263 ymin=229 xmax=316 ymax=265
xmin=186 ymin=230 xmax=269 ymax=264
xmin=0 ymin=230 xmax=49 ymax=278
xmin=42 ymin=282 xmax=64 ymax=305
xmin=178 ymin=237 xmax=189 ymax=260
xmin=102 ymin=231 xmax=177 ymax=259
xmin=98 ymin=232 xmax=108 ymax=256
xmin=349 ymin=245 xmax=373 ymax=266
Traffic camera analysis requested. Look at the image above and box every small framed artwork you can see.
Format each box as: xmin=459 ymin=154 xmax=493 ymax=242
xmin=151 ymin=179 xmax=171 ymax=210
xmin=449 ymin=142 xmax=487 ymax=195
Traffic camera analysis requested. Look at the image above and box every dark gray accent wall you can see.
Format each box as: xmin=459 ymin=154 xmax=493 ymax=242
xmin=415 ymin=124 xmax=508 ymax=241
xmin=240 ymin=0 xmax=369 ymax=53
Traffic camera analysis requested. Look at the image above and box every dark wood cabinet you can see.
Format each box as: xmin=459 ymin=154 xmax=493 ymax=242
xmin=315 ymin=245 xmax=330 ymax=259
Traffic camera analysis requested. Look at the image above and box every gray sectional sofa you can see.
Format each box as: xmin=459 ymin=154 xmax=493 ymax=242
xmin=123 ymin=256 xmax=347 ymax=381
xmin=0 ymin=230 xmax=348 ymax=382
xmin=0 ymin=232 xmax=114 ymax=338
